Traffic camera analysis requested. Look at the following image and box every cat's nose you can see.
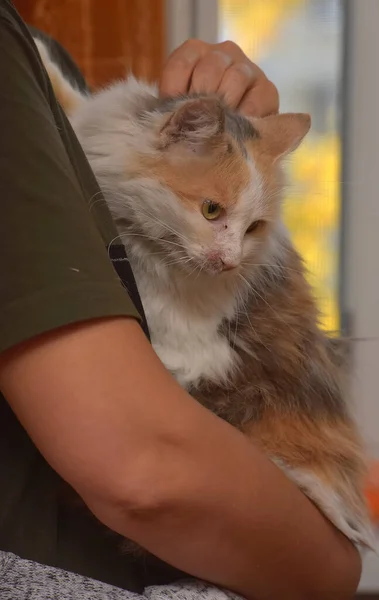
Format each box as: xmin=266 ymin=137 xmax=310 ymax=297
xmin=221 ymin=259 xmax=238 ymax=272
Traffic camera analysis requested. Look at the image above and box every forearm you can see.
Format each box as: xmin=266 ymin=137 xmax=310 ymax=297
xmin=87 ymin=422 xmax=361 ymax=600
xmin=0 ymin=318 xmax=361 ymax=599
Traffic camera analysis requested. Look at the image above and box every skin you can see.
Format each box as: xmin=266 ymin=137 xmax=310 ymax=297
xmin=160 ymin=39 xmax=280 ymax=117
xmin=0 ymin=319 xmax=361 ymax=600
xmin=1 ymin=40 xmax=360 ymax=599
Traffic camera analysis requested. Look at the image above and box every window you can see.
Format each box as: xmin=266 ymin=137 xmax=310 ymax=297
xmin=219 ymin=0 xmax=343 ymax=334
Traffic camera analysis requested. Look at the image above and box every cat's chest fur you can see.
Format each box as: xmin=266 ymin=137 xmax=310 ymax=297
xmin=131 ymin=259 xmax=239 ymax=389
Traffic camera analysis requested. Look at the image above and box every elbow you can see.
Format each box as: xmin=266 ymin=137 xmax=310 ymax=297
xmin=305 ymin=538 xmax=362 ymax=600
xmin=78 ymin=443 xmax=185 ymax=532
xmin=331 ymin=545 xmax=362 ymax=600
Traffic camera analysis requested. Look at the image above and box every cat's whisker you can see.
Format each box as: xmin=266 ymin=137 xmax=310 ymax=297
xmin=144 ymin=250 xmax=172 ymax=258
xmin=227 ymin=317 xmax=232 ymax=350
xmin=115 ymin=229 xmax=196 ymax=270
xmin=241 ymin=267 xmax=292 ymax=283
xmin=229 ymin=287 xmax=250 ymax=350
xmin=184 ymin=264 xmax=201 ymax=280
xmin=123 ymin=204 xmax=193 ymax=247
xmin=88 ymin=191 xmax=107 ymax=211
xmin=107 ymin=233 xmax=128 ymax=257
xmin=119 ymin=231 xmax=186 ymax=251
xmin=238 ymin=305 xmax=272 ymax=353
xmin=193 ymin=261 xmax=206 ymax=282
xmin=183 ymin=259 xmax=204 ymax=281
xmin=193 ymin=254 xmax=210 ymax=282
xmin=136 ymin=209 xmax=193 ymax=246
xmin=152 ymin=221 xmax=191 ymax=245
xmin=228 ymin=294 xmax=240 ymax=351
xmin=239 ymin=273 xmax=298 ymax=336
xmin=164 ymin=256 xmax=194 ymax=269
xmin=241 ymin=262 xmax=302 ymax=274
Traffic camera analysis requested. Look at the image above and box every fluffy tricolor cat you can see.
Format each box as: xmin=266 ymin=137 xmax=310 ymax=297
xmin=35 ymin=38 xmax=374 ymax=552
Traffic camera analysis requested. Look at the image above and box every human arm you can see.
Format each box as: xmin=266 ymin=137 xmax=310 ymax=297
xmin=0 ymin=317 xmax=361 ymax=600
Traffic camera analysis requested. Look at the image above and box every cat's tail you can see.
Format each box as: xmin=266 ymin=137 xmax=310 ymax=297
xmin=33 ymin=37 xmax=87 ymax=117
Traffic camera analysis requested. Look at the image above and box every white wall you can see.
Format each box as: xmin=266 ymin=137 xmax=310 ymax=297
xmin=344 ymin=0 xmax=379 ymax=590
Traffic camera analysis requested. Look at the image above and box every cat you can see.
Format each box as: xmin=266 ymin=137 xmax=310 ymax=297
xmin=35 ymin=37 xmax=375 ymax=553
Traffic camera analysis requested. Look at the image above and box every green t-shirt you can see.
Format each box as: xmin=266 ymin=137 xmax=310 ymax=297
xmin=0 ymin=1 xmax=181 ymax=592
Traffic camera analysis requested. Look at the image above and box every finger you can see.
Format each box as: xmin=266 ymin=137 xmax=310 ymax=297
xmin=217 ymin=62 xmax=257 ymax=109
xmin=214 ymin=40 xmax=247 ymax=63
xmin=238 ymin=79 xmax=280 ymax=117
xmin=189 ymin=50 xmax=232 ymax=94
xmin=159 ymin=39 xmax=207 ymax=97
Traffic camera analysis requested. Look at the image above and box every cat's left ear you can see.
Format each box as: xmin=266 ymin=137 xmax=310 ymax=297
xmin=251 ymin=113 xmax=311 ymax=161
xmin=159 ymin=97 xmax=225 ymax=153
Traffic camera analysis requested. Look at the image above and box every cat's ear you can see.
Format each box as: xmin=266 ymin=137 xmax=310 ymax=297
xmin=251 ymin=113 xmax=311 ymax=161
xmin=159 ymin=97 xmax=225 ymax=152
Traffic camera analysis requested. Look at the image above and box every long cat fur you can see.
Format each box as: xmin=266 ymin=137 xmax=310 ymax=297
xmin=34 ymin=37 xmax=375 ymax=552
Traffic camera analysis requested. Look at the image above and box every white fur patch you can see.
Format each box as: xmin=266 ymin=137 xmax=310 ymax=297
xmin=132 ymin=255 xmax=242 ymax=388
xmin=34 ymin=37 xmax=87 ymax=113
xmin=273 ymin=458 xmax=377 ymax=553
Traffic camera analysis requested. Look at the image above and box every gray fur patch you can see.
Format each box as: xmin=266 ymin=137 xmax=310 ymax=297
xmin=224 ymin=110 xmax=259 ymax=142
xmin=147 ymin=94 xmax=259 ymax=150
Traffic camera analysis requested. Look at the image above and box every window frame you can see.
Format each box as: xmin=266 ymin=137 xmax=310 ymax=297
xmin=165 ymin=0 xmax=218 ymax=55
xmin=342 ymin=0 xmax=379 ymax=589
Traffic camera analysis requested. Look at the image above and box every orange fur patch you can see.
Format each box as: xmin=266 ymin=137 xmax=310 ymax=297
xmin=35 ymin=38 xmax=83 ymax=116
xmin=136 ymin=139 xmax=251 ymax=212
xmin=245 ymin=113 xmax=311 ymax=199
xmin=47 ymin=70 xmax=82 ymax=115
xmin=244 ymin=413 xmax=365 ymax=474
xmin=244 ymin=411 xmax=369 ymax=524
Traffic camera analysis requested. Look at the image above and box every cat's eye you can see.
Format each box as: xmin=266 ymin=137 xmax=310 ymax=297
xmin=202 ymin=200 xmax=222 ymax=221
xmin=246 ymin=220 xmax=264 ymax=234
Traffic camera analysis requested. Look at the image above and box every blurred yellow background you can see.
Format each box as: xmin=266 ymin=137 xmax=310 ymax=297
xmin=220 ymin=0 xmax=341 ymax=333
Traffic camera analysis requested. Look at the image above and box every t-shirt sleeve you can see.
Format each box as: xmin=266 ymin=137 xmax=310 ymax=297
xmin=0 ymin=18 xmax=140 ymax=354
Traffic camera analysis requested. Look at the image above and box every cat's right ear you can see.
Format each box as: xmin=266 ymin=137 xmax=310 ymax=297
xmin=251 ymin=113 xmax=311 ymax=162
xmin=159 ymin=97 xmax=225 ymax=154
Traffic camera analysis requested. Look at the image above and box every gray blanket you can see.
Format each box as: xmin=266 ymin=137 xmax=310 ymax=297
xmin=0 ymin=552 xmax=243 ymax=600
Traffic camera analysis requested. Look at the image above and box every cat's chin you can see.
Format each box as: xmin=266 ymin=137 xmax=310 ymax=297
xmin=201 ymin=266 xmax=240 ymax=278
xmin=182 ymin=258 xmax=241 ymax=278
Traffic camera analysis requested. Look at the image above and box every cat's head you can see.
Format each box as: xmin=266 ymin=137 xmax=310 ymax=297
xmin=34 ymin=39 xmax=309 ymax=280
xmin=113 ymin=94 xmax=310 ymax=278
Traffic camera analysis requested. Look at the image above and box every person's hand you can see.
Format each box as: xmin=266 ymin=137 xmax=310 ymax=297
xmin=160 ymin=39 xmax=279 ymax=118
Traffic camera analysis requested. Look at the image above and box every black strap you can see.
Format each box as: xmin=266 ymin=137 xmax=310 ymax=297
xmin=107 ymin=244 xmax=150 ymax=341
